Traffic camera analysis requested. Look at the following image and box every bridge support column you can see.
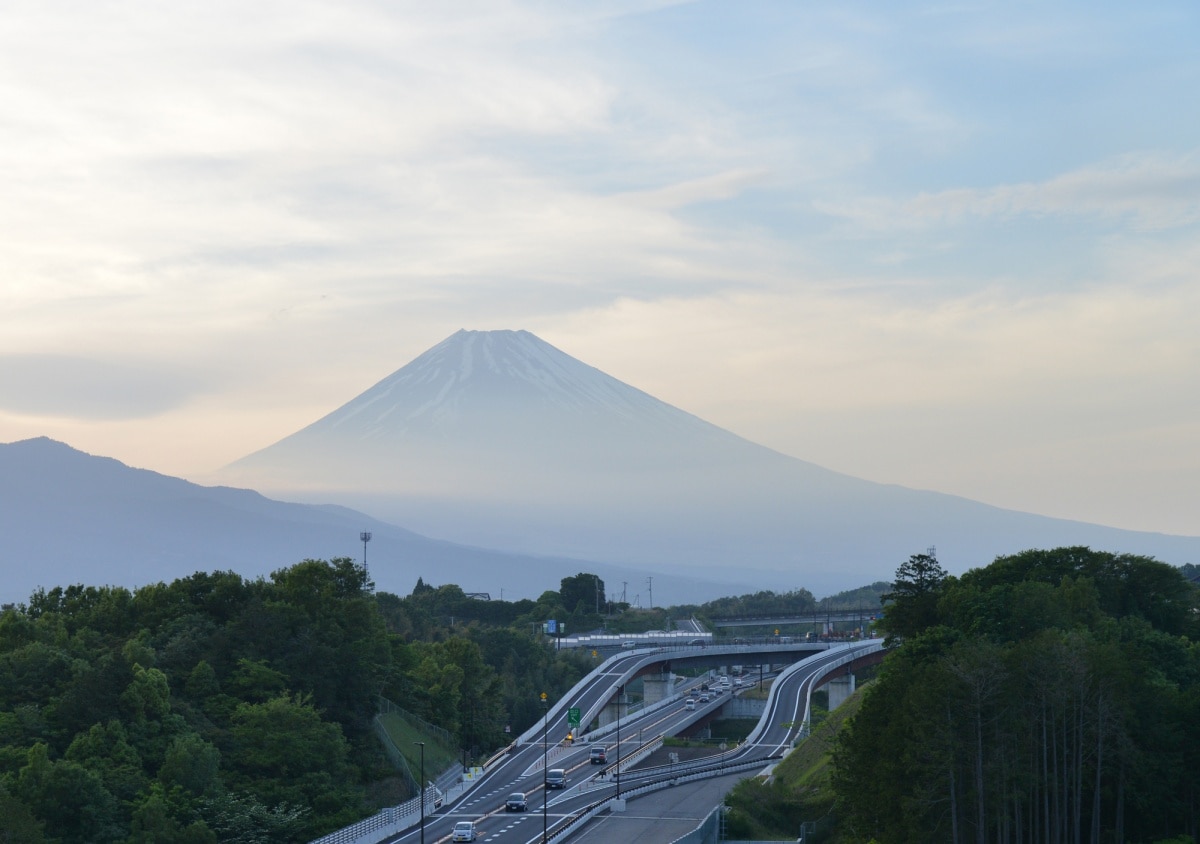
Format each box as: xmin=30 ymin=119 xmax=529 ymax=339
xmin=642 ymin=673 xmax=675 ymax=704
xmin=721 ymin=696 xmax=765 ymax=719
xmin=597 ymin=693 xmax=627 ymax=727
xmin=827 ymin=672 xmax=855 ymax=710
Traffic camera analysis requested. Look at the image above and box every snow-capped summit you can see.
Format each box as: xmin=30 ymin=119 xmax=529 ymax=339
xmin=223 ymin=329 xmax=792 ymax=497
xmin=218 ymin=330 xmax=1200 ymax=595
xmin=295 ymin=329 xmax=723 ymax=439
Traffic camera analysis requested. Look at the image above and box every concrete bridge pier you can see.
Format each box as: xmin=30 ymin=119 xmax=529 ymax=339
xmin=597 ymin=691 xmax=628 ymax=727
xmin=826 ymin=672 xmax=856 ymax=710
xmin=643 ymin=673 xmax=675 ymax=704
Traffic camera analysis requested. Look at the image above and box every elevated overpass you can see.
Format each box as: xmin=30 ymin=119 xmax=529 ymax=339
xmin=562 ymin=641 xmax=839 ymax=736
xmin=708 ymin=609 xmax=879 ymax=629
xmin=316 ymin=638 xmax=883 ymax=844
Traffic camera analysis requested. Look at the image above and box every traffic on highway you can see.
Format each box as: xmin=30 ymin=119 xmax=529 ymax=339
xmin=380 ymin=639 xmax=881 ymax=843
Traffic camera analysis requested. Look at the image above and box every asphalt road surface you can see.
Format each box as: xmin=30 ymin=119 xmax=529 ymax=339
xmin=565 ymin=771 xmax=750 ymax=843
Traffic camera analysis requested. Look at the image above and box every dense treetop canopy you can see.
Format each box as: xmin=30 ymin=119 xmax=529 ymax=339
xmin=836 ymin=547 xmax=1200 ymax=844
xmin=0 ymin=559 xmax=594 ymax=843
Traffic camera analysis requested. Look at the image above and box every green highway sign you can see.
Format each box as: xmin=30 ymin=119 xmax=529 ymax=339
xmin=567 ymin=707 xmax=581 ymax=727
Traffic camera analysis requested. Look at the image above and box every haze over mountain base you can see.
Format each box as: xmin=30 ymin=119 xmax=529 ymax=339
xmin=0 ymin=438 xmax=757 ymax=607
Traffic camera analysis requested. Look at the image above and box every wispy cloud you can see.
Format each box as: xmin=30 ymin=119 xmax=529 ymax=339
xmin=2 ymin=1 xmax=1199 ymax=534
xmin=816 ymin=152 xmax=1200 ymax=231
xmin=0 ymin=354 xmax=205 ymax=419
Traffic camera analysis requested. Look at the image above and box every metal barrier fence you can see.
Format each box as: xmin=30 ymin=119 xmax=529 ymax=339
xmin=371 ymin=715 xmax=418 ymax=794
xmin=308 ymin=785 xmax=441 ymax=844
xmin=311 ymin=700 xmax=463 ymax=844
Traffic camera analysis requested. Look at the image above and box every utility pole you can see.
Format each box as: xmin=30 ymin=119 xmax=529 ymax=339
xmin=646 ymin=576 xmax=653 ymax=610
xmin=615 ymin=684 xmax=622 ymax=799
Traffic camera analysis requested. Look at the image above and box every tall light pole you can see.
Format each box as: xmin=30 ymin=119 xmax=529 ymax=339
xmin=360 ymin=531 xmax=372 ymax=578
xmin=541 ymin=692 xmax=549 ymax=842
xmin=615 ymin=684 xmax=622 ymax=799
xmin=413 ymin=741 xmax=425 ymax=844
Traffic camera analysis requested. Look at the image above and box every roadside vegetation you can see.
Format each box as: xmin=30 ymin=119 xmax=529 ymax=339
xmin=723 ymin=688 xmax=858 ymax=840
xmin=4 ymin=548 xmax=1192 ymax=842
xmin=835 ymin=547 xmax=1200 ymax=843
xmin=0 ymin=561 xmax=595 ymax=842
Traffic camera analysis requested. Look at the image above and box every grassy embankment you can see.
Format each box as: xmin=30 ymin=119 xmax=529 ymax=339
xmin=377 ymin=710 xmax=462 ymax=790
xmin=722 ymin=684 xmax=868 ymax=841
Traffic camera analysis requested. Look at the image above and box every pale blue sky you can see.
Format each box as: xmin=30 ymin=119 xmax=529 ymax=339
xmin=2 ymin=1 xmax=1198 ymax=536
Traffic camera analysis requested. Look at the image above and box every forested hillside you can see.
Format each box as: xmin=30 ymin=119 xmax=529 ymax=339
xmin=834 ymin=547 xmax=1200 ymax=844
xmin=0 ymin=560 xmax=594 ymax=843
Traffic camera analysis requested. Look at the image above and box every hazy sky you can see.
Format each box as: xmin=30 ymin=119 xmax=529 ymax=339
xmin=3 ymin=1 xmax=1198 ymax=537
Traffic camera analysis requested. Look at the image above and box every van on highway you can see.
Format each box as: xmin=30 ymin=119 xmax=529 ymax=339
xmin=546 ymin=768 xmax=567 ymax=789
xmin=685 ymin=699 xmax=696 ymax=710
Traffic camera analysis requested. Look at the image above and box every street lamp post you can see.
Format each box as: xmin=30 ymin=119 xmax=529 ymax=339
xmin=615 ymin=684 xmax=622 ymax=799
xmin=413 ymin=741 xmax=425 ymax=844
xmin=541 ymin=693 xmax=549 ymax=842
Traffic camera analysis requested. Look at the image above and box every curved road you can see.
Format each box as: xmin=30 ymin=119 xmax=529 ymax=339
xmin=381 ymin=640 xmax=880 ymax=843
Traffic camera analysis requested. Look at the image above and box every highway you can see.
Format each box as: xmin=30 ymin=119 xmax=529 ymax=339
xmin=379 ymin=639 xmax=881 ymax=843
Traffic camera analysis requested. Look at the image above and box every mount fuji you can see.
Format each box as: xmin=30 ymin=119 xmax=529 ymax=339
xmin=219 ymin=329 xmax=1200 ymax=595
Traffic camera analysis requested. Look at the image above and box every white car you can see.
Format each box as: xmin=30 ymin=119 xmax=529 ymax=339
xmin=452 ymin=821 xmax=477 ymax=841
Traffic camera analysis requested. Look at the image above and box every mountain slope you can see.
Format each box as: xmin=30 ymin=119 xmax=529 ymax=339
xmin=223 ymin=328 xmax=796 ymax=495
xmin=218 ymin=330 xmax=1200 ymax=594
xmin=0 ymin=437 xmax=744 ymax=606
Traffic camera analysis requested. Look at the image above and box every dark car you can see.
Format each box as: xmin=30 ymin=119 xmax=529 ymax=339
xmin=506 ymin=792 xmax=527 ymax=812
xmin=546 ymin=768 xmax=567 ymax=789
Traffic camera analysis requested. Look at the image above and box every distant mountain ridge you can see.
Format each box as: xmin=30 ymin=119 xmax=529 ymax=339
xmin=0 ymin=437 xmax=744 ymax=606
xmin=216 ymin=329 xmax=1200 ymax=595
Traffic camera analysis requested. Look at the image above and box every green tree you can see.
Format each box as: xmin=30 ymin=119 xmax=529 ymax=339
xmin=127 ymin=789 xmax=217 ymax=844
xmin=835 ymin=547 xmax=1200 ymax=843
xmin=559 ymin=573 xmax=603 ymax=616
xmin=226 ymin=693 xmax=353 ymax=820
xmin=879 ymin=551 xmax=948 ymax=642
xmin=65 ymin=720 xmax=148 ymax=803
xmin=198 ymin=791 xmax=308 ymax=844
xmin=158 ymin=733 xmax=222 ymax=797
xmin=0 ymin=784 xmax=47 ymax=843
xmin=15 ymin=742 xmax=123 ymax=843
